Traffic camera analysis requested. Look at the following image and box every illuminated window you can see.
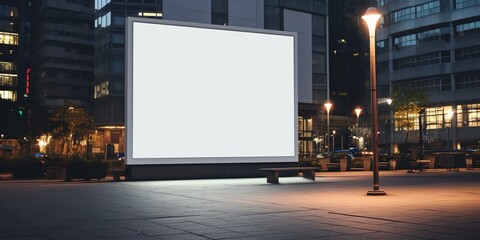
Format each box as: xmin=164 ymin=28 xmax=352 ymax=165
xmin=0 ymin=73 xmax=17 ymax=86
xmin=396 ymin=105 xmax=459 ymax=131
xmin=0 ymin=61 xmax=14 ymax=71
xmin=138 ymin=12 xmax=163 ymax=18
xmin=0 ymin=90 xmax=16 ymax=101
xmin=0 ymin=32 xmax=18 ymax=45
xmin=458 ymin=104 xmax=480 ymax=127
xmin=94 ymin=81 xmax=109 ymax=99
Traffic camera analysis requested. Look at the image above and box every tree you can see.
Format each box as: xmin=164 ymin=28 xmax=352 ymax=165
xmin=392 ymin=89 xmax=428 ymax=149
xmin=49 ymin=102 xmax=93 ymax=155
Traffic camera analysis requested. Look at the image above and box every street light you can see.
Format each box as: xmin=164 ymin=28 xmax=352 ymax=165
xmin=362 ymin=7 xmax=386 ymax=196
xmin=355 ymin=107 xmax=362 ymax=149
xmin=332 ymin=130 xmax=336 ymax=152
xmin=325 ymin=102 xmax=332 ymax=154
xmin=386 ymin=98 xmax=393 ymax=154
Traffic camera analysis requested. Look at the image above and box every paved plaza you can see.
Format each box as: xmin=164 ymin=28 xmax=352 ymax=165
xmin=1 ymin=169 xmax=480 ymax=240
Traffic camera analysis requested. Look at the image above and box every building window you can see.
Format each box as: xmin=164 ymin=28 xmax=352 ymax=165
xmin=455 ymin=0 xmax=480 ymax=9
xmin=393 ymin=51 xmax=450 ymax=70
xmin=388 ymin=0 xmax=440 ymax=24
xmin=393 ymin=27 xmax=446 ymax=48
xmin=456 ymin=71 xmax=480 ymax=89
xmin=455 ymin=45 xmax=480 ymax=61
xmin=137 ymin=12 xmax=163 ymax=18
xmin=393 ymin=76 xmax=451 ymax=93
xmin=416 ymin=1 xmax=440 ymax=18
xmin=390 ymin=6 xmax=416 ymax=23
xmin=458 ymin=104 xmax=480 ymax=127
xmin=400 ymin=105 xmax=454 ymax=131
xmin=0 ymin=90 xmax=16 ymax=101
xmin=0 ymin=61 xmax=15 ymax=72
xmin=0 ymin=73 xmax=17 ymax=87
xmin=95 ymin=0 xmax=111 ymax=10
xmin=0 ymin=32 xmax=18 ymax=45
xmin=394 ymin=33 xmax=416 ymax=47
xmin=95 ymin=12 xmax=111 ymax=28
xmin=94 ymin=81 xmax=109 ymax=99
xmin=456 ymin=20 xmax=480 ymax=37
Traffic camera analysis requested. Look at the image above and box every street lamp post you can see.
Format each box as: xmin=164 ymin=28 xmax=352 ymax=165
xmin=386 ymin=98 xmax=393 ymax=154
xmin=332 ymin=130 xmax=336 ymax=152
xmin=363 ymin=7 xmax=386 ymax=196
xmin=325 ymin=102 xmax=332 ymax=154
xmin=355 ymin=107 xmax=362 ymax=149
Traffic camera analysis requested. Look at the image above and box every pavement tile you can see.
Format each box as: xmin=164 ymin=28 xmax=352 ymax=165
xmin=1 ymin=171 xmax=480 ymax=239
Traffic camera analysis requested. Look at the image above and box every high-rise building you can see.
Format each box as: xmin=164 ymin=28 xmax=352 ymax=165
xmin=93 ymin=0 xmax=330 ymax=157
xmin=329 ymin=0 xmax=374 ymax=116
xmin=377 ymin=0 xmax=480 ymax=150
xmin=0 ymin=0 xmax=30 ymax=140
xmin=30 ymin=0 xmax=94 ymax=111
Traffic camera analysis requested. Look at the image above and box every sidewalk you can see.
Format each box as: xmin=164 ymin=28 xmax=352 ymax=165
xmin=1 ymin=169 xmax=479 ymax=239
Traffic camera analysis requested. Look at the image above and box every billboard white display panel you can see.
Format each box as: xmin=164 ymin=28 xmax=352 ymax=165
xmin=126 ymin=18 xmax=297 ymax=165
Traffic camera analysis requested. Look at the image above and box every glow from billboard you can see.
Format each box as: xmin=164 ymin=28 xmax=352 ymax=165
xmin=127 ymin=19 xmax=296 ymax=164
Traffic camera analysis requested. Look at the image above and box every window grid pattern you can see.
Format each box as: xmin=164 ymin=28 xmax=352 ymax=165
xmin=394 ymin=28 xmax=444 ymax=48
xmin=458 ymin=104 xmax=480 ymax=127
xmin=455 ymin=45 xmax=480 ymax=61
xmin=0 ymin=90 xmax=15 ymax=101
xmin=456 ymin=71 xmax=480 ymax=89
xmin=416 ymin=1 xmax=440 ymax=18
xmin=389 ymin=1 xmax=440 ymax=24
xmin=393 ymin=51 xmax=450 ymax=70
xmin=456 ymin=20 xmax=480 ymax=36
xmin=0 ymin=61 xmax=15 ymax=72
xmin=0 ymin=74 xmax=17 ymax=87
xmin=455 ymin=0 xmax=480 ymax=9
xmin=394 ymin=76 xmax=451 ymax=93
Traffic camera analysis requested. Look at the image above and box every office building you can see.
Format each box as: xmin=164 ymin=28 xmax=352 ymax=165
xmin=30 ymin=0 xmax=94 ymax=111
xmin=0 ymin=0 xmax=30 ymax=140
xmin=93 ymin=0 xmax=331 ymax=157
xmin=377 ymin=0 xmax=480 ymax=151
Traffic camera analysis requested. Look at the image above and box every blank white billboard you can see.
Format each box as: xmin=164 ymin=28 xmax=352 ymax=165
xmin=126 ymin=18 xmax=297 ymax=165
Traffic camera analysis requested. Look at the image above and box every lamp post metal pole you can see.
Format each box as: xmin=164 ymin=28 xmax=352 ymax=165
xmin=355 ymin=108 xmax=362 ymax=149
xmin=325 ymin=103 xmax=332 ymax=154
xmin=363 ymin=7 xmax=386 ymax=196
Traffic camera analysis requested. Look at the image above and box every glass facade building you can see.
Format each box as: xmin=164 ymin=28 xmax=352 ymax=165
xmin=0 ymin=0 xmax=30 ymax=139
xmin=377 ymin=0 xmax=480 ymax=150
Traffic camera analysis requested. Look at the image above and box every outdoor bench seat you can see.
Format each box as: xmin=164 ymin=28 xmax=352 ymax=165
xmin=259 ymin=167 xmax=321 ymax=184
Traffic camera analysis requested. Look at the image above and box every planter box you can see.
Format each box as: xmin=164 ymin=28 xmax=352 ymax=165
xmin=65 ymin=162 xmax=107 ymax=181
xmin=12 ymin=162 xmax=45 ymax=179
xmin=46 ymin=167 xmax=65 ymax=179
xmin=389 ymin=159 xmax=397 ymax=170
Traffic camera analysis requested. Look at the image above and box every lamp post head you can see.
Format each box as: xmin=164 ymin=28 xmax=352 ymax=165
xmin=324 ymin=102 xmax=332 ymax=112
xmin=362 ymin=7 xmax=382 ymax=36
xmin=332 ymin=130 xmax=336 ymax=135
xmin=386 ymin=98 xmax=392 ymax=106
xmin=355 ymin=108 xmax=362 ymax=117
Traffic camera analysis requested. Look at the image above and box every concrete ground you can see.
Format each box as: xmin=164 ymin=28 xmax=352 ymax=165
xmin=1 ymin=169 xmax=479 ymax=240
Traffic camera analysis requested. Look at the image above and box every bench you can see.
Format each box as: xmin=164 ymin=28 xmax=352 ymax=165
xmin=259 ymin=167 xmax=321 ymax=184
xmin=407 ymin=160 xmax=429 ymax=173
